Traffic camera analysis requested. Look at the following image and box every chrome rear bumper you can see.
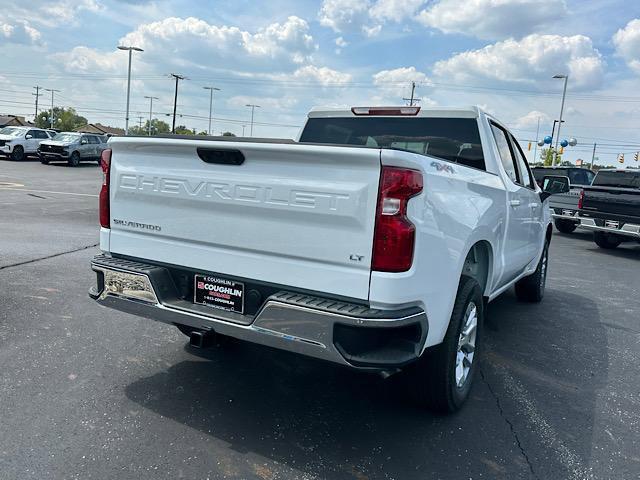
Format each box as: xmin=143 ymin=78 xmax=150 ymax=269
xmin=579 ymin=218 xmax=640 ymax=239
xmin=89 ymin=254 xmax=428 ymax=369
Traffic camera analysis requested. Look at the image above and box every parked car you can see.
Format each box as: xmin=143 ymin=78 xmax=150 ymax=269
xmin=88 ymin=105 xmax=567 ymax=413
xmin=578 ymin=168 xmax=640 ymax=249
xmin=0 ymin=126 xmax=55 ymax=161
xmin=38 ymin=132 xmax=108 ymax=167
xmin=532 ymin=166 xmax=596 ymax=234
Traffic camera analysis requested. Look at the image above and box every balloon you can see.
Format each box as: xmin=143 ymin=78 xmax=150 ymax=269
xmin=568 ymin=137 xmax=577 ymax=147
xmin=560 ymin=139 xmax=569 ymax=148
xmin=537 ymin=140 xmax=545 ymax=147
xmin=544 ymin=135 xmax=552 ymax=144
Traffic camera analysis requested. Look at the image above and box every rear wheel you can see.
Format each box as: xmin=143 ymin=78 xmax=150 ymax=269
xmin=593 ymin=232 xmax=622 ymax=249
xmin=403 ymin=276 xmax=483 ymax=413
xmin=68 ymin=151 xmax=80 ymax=167
xmin=10 ymin=146 xmax=24 ymax=161
xmin=554 ymin=219 xmax=577 ymax=234
xmin=515 ymin=241 xmax=549 ymax=303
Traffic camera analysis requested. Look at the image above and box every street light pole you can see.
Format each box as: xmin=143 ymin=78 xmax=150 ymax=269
xmin=553 ymin=74 xmax=568 ymax=163
xmin=203 ymin=86 xmax=220 ymax=135
xmin=43 ymin=88 xmax=60 ymax=129
xmin=144 ymin=95 xmax=158 ymax=136
xmin=117 ymin=45 xmax=144 ymax=136
xmin=245 ymin=104 xmax=261 ymax=137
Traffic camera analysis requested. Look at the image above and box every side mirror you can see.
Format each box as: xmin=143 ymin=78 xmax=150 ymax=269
xmin=540 ymin=175 xmax=570 ymax=202
xmin=25 ymin=134 xmax=33 ymax=139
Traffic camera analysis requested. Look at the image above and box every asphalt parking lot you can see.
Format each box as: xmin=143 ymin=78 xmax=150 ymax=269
xmin=1 ymin=159 xmax=639 ymax=480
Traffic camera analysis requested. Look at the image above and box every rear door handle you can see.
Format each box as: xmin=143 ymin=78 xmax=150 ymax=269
xmin=509 ymin=199 xmax=521 ymax=207
xmin=529 ymin=202 xmax=540 ymax=208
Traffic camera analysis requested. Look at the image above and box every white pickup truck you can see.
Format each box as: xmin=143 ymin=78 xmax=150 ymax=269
xmin=89 ymin=106 xmax=567 ymax=412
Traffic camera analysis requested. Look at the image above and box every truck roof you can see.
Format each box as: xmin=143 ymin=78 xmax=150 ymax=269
xmin=308 ymin=105 xmax=482 ymax=119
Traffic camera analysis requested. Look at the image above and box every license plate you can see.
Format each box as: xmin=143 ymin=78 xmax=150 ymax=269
xmin=562 ymin=209 xmax=575 ymax=217
xmin=194 ymin=275 xmax=244 ymax=314
xmin=605 ymin=220 xmax=619 ymax=229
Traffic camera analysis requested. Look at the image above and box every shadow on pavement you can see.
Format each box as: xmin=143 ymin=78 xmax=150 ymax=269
xmin=124 ymin=286 xmax=606 ymax=479
xmin=125 ymin=332 xmax=531 ymax=479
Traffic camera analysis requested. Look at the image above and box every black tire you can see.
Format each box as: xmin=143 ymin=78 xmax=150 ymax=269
xmin=40 ymin=156 xmax=49 ymax=165
xmin=554 ymin=219 xmax=577 ymax=234
xmin=403 ymin=276 xmax=484 ymax=413
xmin=68 ymin=151 xmax=80 ymax=167
xmin=515 ymin=241 xmax=549 ymax=303
xmin=10 ymin=146 xmax=24 ymax=161
xmin=593 ymin=231 xmax=622 ymax=249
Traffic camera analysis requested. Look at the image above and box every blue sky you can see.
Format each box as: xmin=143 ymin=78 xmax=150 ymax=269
xmin=2 ymin=0 xmax=640 ymax=165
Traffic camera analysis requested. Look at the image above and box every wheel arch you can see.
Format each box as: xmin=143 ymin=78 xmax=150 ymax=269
xmin=461 ymin=240 xmax=493 ymax=298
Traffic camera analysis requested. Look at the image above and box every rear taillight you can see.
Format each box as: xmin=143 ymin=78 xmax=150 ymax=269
xmin=99 ymin=148 xmax=112 ymax=228
xmin=372 ymin=167 xmax=423 ymax=272
xmin=577 ymin=189 xmax=584 ymax=210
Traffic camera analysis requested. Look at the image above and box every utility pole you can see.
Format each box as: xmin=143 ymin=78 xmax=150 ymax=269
xmin=590 ymin=143 xmax=597 ymax=170
xmin=117 ymin=45 xmax=144 ymax=136
xmin=245 ymin=104 xmax=261 ymax=137
xmin=144 ymin=95 xmax=158 ymax=136
xmin=402 ymin=81 xmax=421 ymax=106
xmin=137 ymin=116 xmax=144 ymax=129
xmin=44 ymin=88 xmax=60 ymax=129
xmin=242 ymin=125 xmax=246 ymax=137
xmin=32 ymin=86 xmax=43 ymax=120
xmin=170 ymin=74 xmax=186 ymax=134
xmin=203 ymin=86 xmax=221 ymax=135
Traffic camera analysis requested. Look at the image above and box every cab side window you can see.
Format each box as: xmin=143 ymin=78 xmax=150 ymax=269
xmin=509 ymin=134 xmax=535 ymax=189
xmin=490 ymin=123 xmax=519 ymax=184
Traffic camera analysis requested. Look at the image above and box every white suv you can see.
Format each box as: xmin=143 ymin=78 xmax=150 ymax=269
xmin=0 ymin=126 xmax=55 ymax=161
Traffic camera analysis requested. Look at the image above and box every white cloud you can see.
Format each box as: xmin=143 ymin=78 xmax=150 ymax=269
xmin=0 ymin=21 xmax=42 ymax=45
xmin=373 ymin=66 xmax=430 ymax=85
xmin=433 ymin=34 xmax=604 ymax=90
xmin=513 ymin=110 xmax=550 ymax=130
xmin=44 ymin=0 xmax=103 ymax=23
xmin=319 ymin=0 xmax=371 ymax=32
xmin=418 ymin=0 xmax=567 ymax=40
xmin=292 ymin=65 xmax=353 ymax=85
xmin=114 ymin=16 xmax=316 ymax=70
xmin=335 ymin=37 xmax=348 ymax=48
xmin=372 ymin=67 xmax=436 ymax=105
xmin=613 ymin=18 xmax=640 ymax=74
xmin=370 ymin=0 xmax=425 ymax=23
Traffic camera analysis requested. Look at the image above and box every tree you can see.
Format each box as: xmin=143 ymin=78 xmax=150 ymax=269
xmin=174 ymin=125 xmax=195 ymax=135
xmin=197 ymin=130 xmax=208 ymax=136
xmin=540 ymin=148 xmax=554 ymax=166
xmin=129 ymin=119 xmax=171 ymax=136
xmin=35 ymin=107 xmax=87 ymax=131
xmin=222 ymin=131 xmax=236 ymax=137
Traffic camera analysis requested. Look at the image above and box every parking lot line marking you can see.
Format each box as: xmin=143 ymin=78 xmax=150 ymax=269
xmin=0 ymin=187 xmax=98 ymax=198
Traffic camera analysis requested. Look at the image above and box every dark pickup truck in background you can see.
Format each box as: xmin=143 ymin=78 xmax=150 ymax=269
xmin=532 ymin=166 xmax=596 ymax=234
xmin=578 ymin=169 xmax=640 ymax=249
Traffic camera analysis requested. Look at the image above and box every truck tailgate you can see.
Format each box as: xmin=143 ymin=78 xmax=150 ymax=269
xmin=582 ymin=186 xmax=640 ymax=219
xmin=107 ymin=137 xmax=381 ymax=300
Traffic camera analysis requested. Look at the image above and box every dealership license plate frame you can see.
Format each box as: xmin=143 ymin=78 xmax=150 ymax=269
xmin=605 ymin=220 xmax=620 ymax=229
xmin=194 ymin=274 xmax=245 ymax=314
